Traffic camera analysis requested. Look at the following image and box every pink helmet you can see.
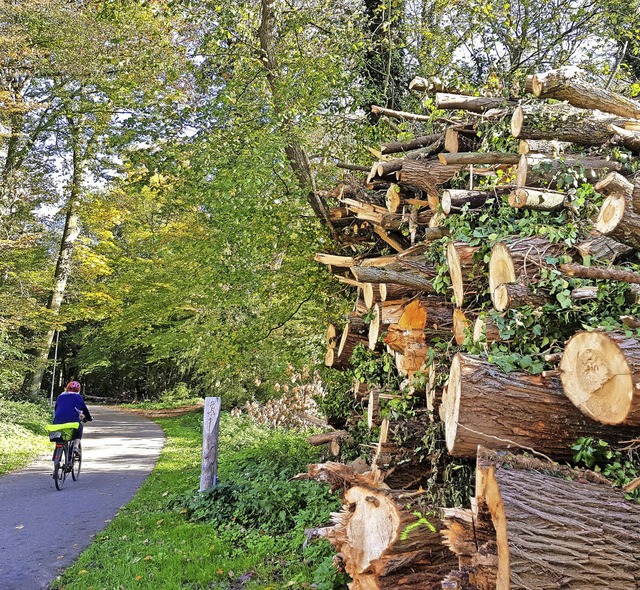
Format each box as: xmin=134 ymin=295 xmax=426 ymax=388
xmin=66 ymin=381 xmax=81 ymax=392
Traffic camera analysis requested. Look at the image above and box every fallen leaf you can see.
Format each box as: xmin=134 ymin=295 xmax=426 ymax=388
xmin=144 ymin=555 xmax=153 ymax=561
xmin=156 ymin=519 xmax=164 ymax=526
xmin=135 ymin=575 xmax=143 ymax=581
xmin=15 ymin=525 xmax=24 ymax=530
xmin=79 ymin=570 xmax=88 ymax=575
xmin=57 ymin=556 xmax=64 ymax=560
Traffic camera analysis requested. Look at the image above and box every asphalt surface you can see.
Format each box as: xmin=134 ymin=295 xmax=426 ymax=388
xmin=0 ymin=406 xmax=165 ymax=590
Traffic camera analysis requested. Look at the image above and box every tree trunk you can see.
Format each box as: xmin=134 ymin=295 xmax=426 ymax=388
xmin=609 ymin=123 xmax=640 ymax=152
xmin=488 ymin=237 xmax=567 ymax=306
xmin=440 ymin=354 xmax=637 ymax=459
xmin=508 ymin=188 xmax=566 ymax=211
xmin=492 ymin=282 xmax=550 ymax=311
xmin=560 ymin=330 xmax=640 ymax=426
xmin=351 ymin=266 xmax=436 ymax=292
xmin=398 ymin=159 xmax=462 ymax=197
xmin=532 ymin=67 xmax=640 ymax=119
xmin=438 ymin=152 xmax=520 ymax=166
xmin=575 ymin=231 xmax=633 ymax=263
xmin=444 ymin=127 xmax=478 ymax=154
xmin=28 ymin=156 xmax=83 ymax=395
xmin=363 ymin=283 xmax=384 ymax=308
xmin=510 ymin=103 xmax=629 ymax=145
xmin=518 ymin=139 xmax=571 ymax=155
xmin=381 ymin=133 xmax=443 ymax=155
xmin=560 ymin=262 xmax=640 ymax=285
xmin=475 ymin=448 xmax=640 ymax=590
xmin=515 ymin=153 xmax=622 ymax=187
xmin=441 ymin=190 xmax=496 ymax=214
xmin=436 ymin=93 xmax=516 ymax=113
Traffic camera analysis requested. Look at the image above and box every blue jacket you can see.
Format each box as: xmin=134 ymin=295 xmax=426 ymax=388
xmin=53 ymin=392 xmax=92 ymax=424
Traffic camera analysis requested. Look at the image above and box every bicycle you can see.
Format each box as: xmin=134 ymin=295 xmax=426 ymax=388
xmin=45 ymin=422 xmax=82 ymax=490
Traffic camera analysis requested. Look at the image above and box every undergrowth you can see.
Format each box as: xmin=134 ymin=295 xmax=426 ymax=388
xmin=0 ymin=399 xmax=51 ymax=474
xmin=53 ymin=410 xmax=348 ymax=590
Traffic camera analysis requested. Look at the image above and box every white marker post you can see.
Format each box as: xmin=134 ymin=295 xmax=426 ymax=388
xmin=199 ymin=397 xmax=221 ymax=492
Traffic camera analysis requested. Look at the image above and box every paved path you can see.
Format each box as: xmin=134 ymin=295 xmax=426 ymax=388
xmin=0 ymin=406 xmax=165 ymax=590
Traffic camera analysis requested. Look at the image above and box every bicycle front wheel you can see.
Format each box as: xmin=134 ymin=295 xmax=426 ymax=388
xmin=54 ymin=445 xmax=68 ymax=490
xmin=71 ymin=441 xmax=82 ymax=481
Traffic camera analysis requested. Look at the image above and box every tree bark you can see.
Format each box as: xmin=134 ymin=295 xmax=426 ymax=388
xmin=444 ymin=127 xmax=478 ymax=154
xmin=475 ymin=448 xmax=640 ymax=590
xmin=510 ymin=103 xmax=629 ymax=145
xmin=441 ymin=189 xmax=496 ymax=214
xmin=436 ymin=93 xmax=516 ymax=114
xmin=438 ymin=152 xmax=520 ymax=166
xmin=560 ymin=330 xmax=640 ymax=426
xmin=381 ymin=133 xmax=443 ymax=155
xmin=488 ymin=237 xmax=567 ymax=306
xmin=575 ymin=231 xmax=633 ymax=263
xmin=515 ymin=153 xmax=622 ymax=187
xmin=508 ymin=188 xmax=566 ymax=211
xmin=517 ymin=139 xmax=571 ymax=155
xmin=351 ymin=266 xmax=436 ymax=292
xmin=560 ymin=262 xmax=640 ymax=285
xmin=398 ymin=159 xmax=463 ymax=197
xmin=441 ymin=354 xmax=637 ymax=459
xmin=609 ymin=123 xmax=640 ymax=152
xmin=493 ymin=282 xmax=550 ymax=311
xmin=532 ymin=67 xmax=640 ymax=119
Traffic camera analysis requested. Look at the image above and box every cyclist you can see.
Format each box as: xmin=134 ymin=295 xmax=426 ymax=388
xmin=53 ymin=381 xmax=93 ymax=440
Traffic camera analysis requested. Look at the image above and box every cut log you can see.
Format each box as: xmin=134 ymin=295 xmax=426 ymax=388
xmin=510 ymin=103 xmax=630 ymax=145
xmin=363 ymin=283 xmax=384 ymax=308
xmin=508 ymin=188 xmax=566 ymax=211
xmin=515 ymin=153 xmax=622 ymax=187
xmin=560 ymin=262 xmax=640 ymax=285
xmin=518 ymin=139 xmax=571 ymax=154
xmin=438 ymin=152 xmax=520 ymax=166
xmin=308 ymin=431 xmax=348 ymax=446
xmin=609 ymin=123 xmax=640 ymax=152
xmin=532 ymin=67 xmax=640 ymax=119
xmin=380 ymin=133 xmax=443 ymax=155
xmin=322 ymin=485 xmax=458 ymax=590
xmin=371 ymin=104 xmax=432 ymax=123
xmin=325 ymin=347 xmax=349 ymax=370
xmin=560 ymin=330 xmax=640 ymax=426
xmin=326 ymin=323 xmax=337 ymax=349
xmin=315 ymin=253 xmax=357 ymax=267
xmin=446 ymin=242 xmax=483 ymax=307
xmin=488 ymin=238 xmax=567 ymax=307
xmin=304 ymin=461 xmax=377 ymax=491
xmin=452 ymin=308 xmax=473 ymax=346
xmin=436 ymin=93 xmax=516 ymax=113
xmin=575 ymin=231 xmax=633 ymax=263
xmin=475 ymin=448 xmax=640 ymax=590
xmin=338 ymin=318 xmax=369 ymax=360
xmin=408 ymin=75 xmax=448 ymax=93
xmin=441 ymin=189 xmax=496 ymax=214
xmin=493 ymin=282 xmax=550 ymax=311
xmin=398 ymin=159 xmax=463 ymax=197
xmin=444 ymin=127 xmax=478 ymax=154
xmin=369 ymin=300 xmax=409 ymax=350
xmin=440 ymin=353 xmax=638 ymax=458
xmin=395 ymin=341 xmax=429 ymax=378
xmin=472 ymin=315 xmax=503 ymax=344
xmin=351 ymin=266 xmax=436 ymax=292
xmin=595 ymin=171 xmax=634 ymax=197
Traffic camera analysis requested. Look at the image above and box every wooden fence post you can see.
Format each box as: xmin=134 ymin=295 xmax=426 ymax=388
xmin=199 ymin=396 xmax=221 ymax=492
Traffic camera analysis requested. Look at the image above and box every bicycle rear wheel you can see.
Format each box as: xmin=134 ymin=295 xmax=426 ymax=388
xmin=54 ymin=445 xmax=68 ymax=490
xmin=71 ymin=441 xmax=81 ymax=481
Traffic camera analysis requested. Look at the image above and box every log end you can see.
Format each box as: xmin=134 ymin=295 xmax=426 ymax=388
xmin=560 ymin=331 xmax=633 ymax=425
xmin=595 ymin=195 xmax=625 ymax=236
xmin=510 ymin=105 xmax=524 ymax=138
xmin=442 ymin=354 xmax=462 ymax=453
xmin=488 ymin=243 xmax=516 ymax=303
xmin=446 ymin=241 xmax=465 ymax=307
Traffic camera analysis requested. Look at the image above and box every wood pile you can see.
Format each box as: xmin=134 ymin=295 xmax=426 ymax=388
xmin=305 ymin=67 xmax=640 ymax=588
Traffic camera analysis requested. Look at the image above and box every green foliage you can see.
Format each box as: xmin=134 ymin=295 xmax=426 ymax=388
xmin=316 ymin=368 xmax=358 ymax=427
xmin=572 ymin=437 xmax=640 ymax=501
xmin=0 ymin=400 xmax=51 ymax=474
xmin=350 ymin=344 xmax=400 ymax=389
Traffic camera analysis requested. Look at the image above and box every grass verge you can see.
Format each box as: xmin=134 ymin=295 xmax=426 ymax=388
xmin=0 ymin=400 xmax=51 ymax=475
xmin=51 ymin=410 xmax=348 ymax=590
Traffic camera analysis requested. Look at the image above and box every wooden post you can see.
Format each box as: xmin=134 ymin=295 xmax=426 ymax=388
xmin=199 ymin=397 xmax=221 ymax=492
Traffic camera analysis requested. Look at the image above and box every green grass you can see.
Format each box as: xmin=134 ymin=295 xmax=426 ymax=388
xmin=51 ymin=410 xmax=347 ymax=590
xmin=0 ymin=400 xmax=51 ymax=475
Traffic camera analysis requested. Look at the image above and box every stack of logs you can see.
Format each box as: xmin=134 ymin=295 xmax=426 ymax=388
xmin=306 ymin=67 xmax=640 ymax=589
